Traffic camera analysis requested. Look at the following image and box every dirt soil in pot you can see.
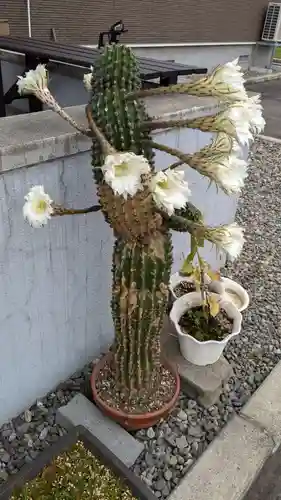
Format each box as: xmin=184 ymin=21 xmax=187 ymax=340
xmin=173 ymin=281 xmax=196 ymax=297
xmin=95 ymin=361 xmax=176 ymax=414
xmin=179 ymin=307 xmax=233 ymax=342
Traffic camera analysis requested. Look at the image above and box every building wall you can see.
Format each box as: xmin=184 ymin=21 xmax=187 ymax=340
xmin=0 ymin=0 xmax=28 ymax=37
xmin=0 ymin=0 xmax=270 ymax=45
xmin=0 ymin=103 xmax=240 ymax=424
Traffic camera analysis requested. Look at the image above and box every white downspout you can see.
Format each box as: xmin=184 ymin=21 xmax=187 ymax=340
xmin=27 ymin=0 xmax=32 ymax=37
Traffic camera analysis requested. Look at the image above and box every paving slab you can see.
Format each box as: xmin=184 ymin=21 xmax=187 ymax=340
xmin=162 ymin=333 xmax=233 ymax=407
xmin=169 ymin=415 xmax=273 ymax=500
xmin=57 ymin=393 xmax=144 ymax=467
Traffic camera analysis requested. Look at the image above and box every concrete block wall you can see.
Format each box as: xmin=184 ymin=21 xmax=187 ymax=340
xmin=0 ymin=99 xmax=242 ymax=424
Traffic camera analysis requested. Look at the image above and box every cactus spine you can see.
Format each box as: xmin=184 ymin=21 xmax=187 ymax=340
xmin=91 ymin=44 xmax=173 ymax=392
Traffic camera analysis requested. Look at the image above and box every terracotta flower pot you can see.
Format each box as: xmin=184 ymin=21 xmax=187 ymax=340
xmin=91 ymin=353 xmax=180 ymax=431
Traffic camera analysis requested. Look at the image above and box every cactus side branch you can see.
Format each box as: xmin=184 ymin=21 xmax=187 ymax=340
xmin=126 ymin=81 xmax=195 ymax=99
xmin=50 ymin=102 xmax=92 ymax=137
xmin=143 ymin=117 xmax=206 ymax=132
xmin=160 ymin=210 xmax=195 ymax=232
xmin=85 ymin=104 xmax=116 ymax=155
xmin=52 ymin=204 xmax=101 ymax=216
xmin=126 ymin=72 xmax=279 ymax=101
xmin=149 ymin=140 xmax=192 ymax=166
xmin=164 ymin=160 xmax=184 ymax=171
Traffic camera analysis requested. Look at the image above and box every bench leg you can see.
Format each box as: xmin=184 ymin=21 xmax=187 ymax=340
xmin=160 ymin=73 xmax=178 ymax=86
xmin=0 ymin=60 xmax=6 ymax=117
xmin=25 ymin=54 xmax=44 ymax=113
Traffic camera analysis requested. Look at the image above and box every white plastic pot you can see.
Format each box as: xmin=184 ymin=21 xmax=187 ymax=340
xmin=169 ymin=272 xmax=224 ymax=302
xmin=170 ymin=292 xmax=242 ymax=366
xmin=221 ymin=277 xmax=249 ymax=312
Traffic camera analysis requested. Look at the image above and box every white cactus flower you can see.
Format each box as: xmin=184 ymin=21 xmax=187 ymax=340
xmin=190 ymin=58 xmax=247 ymax=101
xmin=210 ymin=154 xmax=248 ymax=194
xmin=220 ymin=104 xmax=253 ymax=145
xmin=205 ymin=223 xmax=244 ymax=261
xmin=210 ymin=59 xmax=248 ymax=101
xmin=17 ymin=64 xmax=48 ymax=97
xmin=102 ymin=152 xmax=151 ymax=198
xmin=231 ymin=94 xmax=265 ymax=134
xmin=23 ymin=185 xmax=53 ymax=228
xmin=150 ymin=169 xmax=191 ymax=216
xmin=83 ymin=66 xmax=93 ymax=92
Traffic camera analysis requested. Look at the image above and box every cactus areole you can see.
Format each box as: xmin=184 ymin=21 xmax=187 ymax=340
xmin=90 ymin=44 xmax=180 ymax=422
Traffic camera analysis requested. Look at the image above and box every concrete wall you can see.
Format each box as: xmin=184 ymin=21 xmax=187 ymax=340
xmin=0 ymin=100 xmax=241 ymax=425
xmin=132 ymin=44 xmax=253 ymax=70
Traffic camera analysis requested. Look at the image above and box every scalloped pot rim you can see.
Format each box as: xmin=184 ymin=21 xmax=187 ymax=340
xmin=169 ymin=273 xmax=249 ymax=312
xmin=170 ymin=292 xmax=242 ymax=346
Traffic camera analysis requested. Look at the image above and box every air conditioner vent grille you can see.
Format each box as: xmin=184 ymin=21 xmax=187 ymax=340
xmin=262 ymin=3 xmax=281 ymax=42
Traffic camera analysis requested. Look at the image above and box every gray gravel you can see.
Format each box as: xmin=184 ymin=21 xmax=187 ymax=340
xmin=0 ymin=137 xmax=281 ymax=499
xmin=132 ymin=137 xmax=281 ymax=496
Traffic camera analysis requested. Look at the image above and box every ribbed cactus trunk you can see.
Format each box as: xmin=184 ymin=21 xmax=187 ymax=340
xmin=112 ymin=235 xmax=172 ymax=391
xmin=91 ymin=44 xmax=173 ymax=393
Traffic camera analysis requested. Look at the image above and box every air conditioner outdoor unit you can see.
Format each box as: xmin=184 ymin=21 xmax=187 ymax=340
xmin=262 ymin=2 xmax=281 ymax=42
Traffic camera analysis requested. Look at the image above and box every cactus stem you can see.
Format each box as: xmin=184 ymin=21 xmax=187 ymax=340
xmin=52 ymin=204 xmax=100 ymax=216
xmin=163 ymin=160 xmax=184 ymax=171
xmin=160 ymin=211 xmax=196 ymax=233
xmin=126 ymin=80 xmax=195 ymax=99
xmin=149 ymin=140 xmax=192 ymax=165
xmin=142 ymin=117 xmax=207 ymax=132
xmin=85 ymin=104 xmax=116 ymax=155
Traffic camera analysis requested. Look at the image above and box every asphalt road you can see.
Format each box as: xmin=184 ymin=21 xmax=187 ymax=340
xmin=247 ymin=79 xmax=281 ymax=139
xmin=244 ymin=446 xmax=281 ymax=500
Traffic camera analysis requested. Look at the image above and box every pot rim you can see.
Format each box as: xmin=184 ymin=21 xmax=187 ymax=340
xmin=91 ymin=353 xmax=180 ymax=421
xmin=169 ymin=271 xmax=210 ymax=299
xmin=221 ymin=277 xmax=250 ymax=311
xmin=170 ymin=291 xmax=242 ymax=346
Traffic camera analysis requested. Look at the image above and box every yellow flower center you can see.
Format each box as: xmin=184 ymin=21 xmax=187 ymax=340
xmin=32 ymin=199 xmax=47 ymax=214
xmin=157 ymin=179 xmax=169 ymax=189
xmin=115 ymin=162 xmax=129 ymax=176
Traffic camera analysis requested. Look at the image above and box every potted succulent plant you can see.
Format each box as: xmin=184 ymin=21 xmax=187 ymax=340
xmin=17 ymin=46 xmax=264 ymax=428
xmin=170 ymin=291 xmax=242 ymax=366
xmin=170 ymin=250 xmax=242 ymax=365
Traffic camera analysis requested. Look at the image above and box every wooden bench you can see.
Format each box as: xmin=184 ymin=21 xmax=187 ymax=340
xmin=0 ymin=36 xmax=207 ymax=117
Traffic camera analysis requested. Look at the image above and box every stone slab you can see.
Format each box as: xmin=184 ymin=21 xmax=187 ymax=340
xmin=241 ymin=361 xmax=281 ymax=441
xmin=169 ymin=415 xmax=274 ymax=500
xmin=0 ymin=96 xmax=220 ymax=172
xmin=162 ymin=333 xmax=233 ymax=407
xmin=57 ymin=393 xmax=144 ymax=468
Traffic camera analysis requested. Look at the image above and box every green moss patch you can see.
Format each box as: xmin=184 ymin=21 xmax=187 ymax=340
xmin=11 ymin=440 xmax=137 ymax=500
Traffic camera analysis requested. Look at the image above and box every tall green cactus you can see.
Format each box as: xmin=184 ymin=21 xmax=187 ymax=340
xmin=91 ymin=44 xmax=173 ymax=392
xmin=17 ymin=39 xmax=253 ymax=406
